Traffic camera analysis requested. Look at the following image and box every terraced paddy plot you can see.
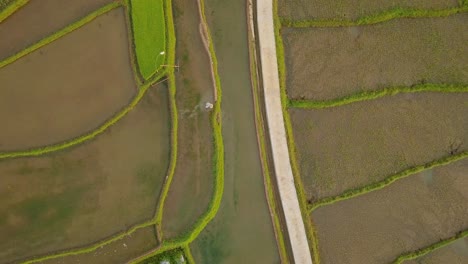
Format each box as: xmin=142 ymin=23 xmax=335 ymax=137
xmin=404 ymin=237 xmax=468 ymax=264
xmin=0 ymin=0 xmax=113 ymax=59
xmin=0 ymin=8 xmax=135 ymax=151
xmin=42 ymin=225 xmax=158 ymax=264
xmin=290 ymin=93 xmax=468 ymax=200
xmin=278 ymin=0 xmax=460 ymax=20
xmin=311 ymin=159 xmax=468 ymax=264
xmin=282 ymin=14 xmax=468 ymax=100
xmin=161 ymin=0 xmax=214 ymax=239
xmin=130 ymin=0 xmax=166 ymax=80
xmin=0 ymin=85 xmax=170 ymax=263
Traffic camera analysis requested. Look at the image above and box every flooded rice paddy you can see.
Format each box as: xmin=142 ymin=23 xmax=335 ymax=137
xmin=0 ymin=0 xmax=113 ymax=59
xmin=311 ymin=159 xmax=468 ymax=264
xmin=0 ymin=84 xmax=170 ymax=263
xmin=0 ymin=8 xmax=136 ymax=151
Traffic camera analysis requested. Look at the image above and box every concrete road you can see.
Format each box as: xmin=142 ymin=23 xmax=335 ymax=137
xmin=256 ymin=0 xmax=313 ymax=263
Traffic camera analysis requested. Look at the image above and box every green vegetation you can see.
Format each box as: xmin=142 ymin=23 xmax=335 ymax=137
xmin=309 ymin=152 xmax=468 ymax=212
xmin=0 ymin=0 xmax=27 ymax=23
xmin=289 ymin=83 xmax=468 ymax=109
xmin=280 ymin=5 xmax=468 ymax=27
xmin=273 ymin=0 xmax=320 ymax=262
xmin=247 ymin=9 xmax=289 ymax=262
xmin=138 ymin=248 xmax=187 ymax=264
xmin=0 ymin=2 xmax=120 ymax=69
xmin=392 ymin=229 xmax=468 ymax=264
xmin=129 ymin=0 xmax=166 ymax=80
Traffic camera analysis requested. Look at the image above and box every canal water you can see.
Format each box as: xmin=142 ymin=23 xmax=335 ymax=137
xmin=191 ymin=0 xmax=280 ymax=263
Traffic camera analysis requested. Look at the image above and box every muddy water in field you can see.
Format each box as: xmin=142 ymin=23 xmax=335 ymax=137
xmin=0 ymin=8 xmax=136 ymax=151
xmin=0 ymin=0 xmax=113 ymax=59
xmin=0 ymin=84 xmax=170 ymax=264
xmin=161 ymin=0 xmax=214 ymax=239
xmin=191 ymin=0 xmax=280 ymax=263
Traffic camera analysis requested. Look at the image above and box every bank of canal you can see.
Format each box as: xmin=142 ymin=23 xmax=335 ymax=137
xmin=191 ymin=0 xmax=280 ymax=263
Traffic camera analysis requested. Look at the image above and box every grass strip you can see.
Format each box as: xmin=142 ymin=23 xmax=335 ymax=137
xmin=128 ymin=0 xmax=166 ymax=80
xmin=392 ymin=229 xmax=468 ymax=264
xmin=183 ymin=245 xmax=196 ymax=264
xmin=0 ymin=2 xmax=121 ymax=69
xmin=280 ymin=6 xmax=468 ymax=28
xmin=247 ymin=4 xmax=289 ymax=262
xmin=153 ymin=0 xmax=177 ymax=240
xmin=273 ymin=0 xmax=321 ymax=263
xmin=0 ymin=72 xmax=166 ymax=161
xmin=289 ymin=83 xmax=468 ymax=109
xmin=309 ymin=152 xmax=468 ymax=212
xmin=0 ymin=0 xmax=27 ymax=23
xmin=122 ymin=0 xmax=144 ymax=86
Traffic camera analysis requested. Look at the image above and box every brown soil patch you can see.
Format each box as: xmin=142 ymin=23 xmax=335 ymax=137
xmin=161 ymin=0 xmax=214 ymax=239
xmin=0 ymin=0 xmax=113 ymax=59
xmin=0 ymin=84 xmax=170 ymax=263
xmin=42 ymin=225 xmax=158 ymax=264
xmin=290 ymin=93 xmax=468 ymax=200
xmin=278 ymin=0 xmax=459 ymax=20
xmin=405 ymin=237 xmax=468 ymax=264
xmin=312 ymin=159 xmax=468 ymax=264
xmin=0 ymin=8 xmax=135 ymax=151
xmin=282 ymin=14 xmax=468 ymax=100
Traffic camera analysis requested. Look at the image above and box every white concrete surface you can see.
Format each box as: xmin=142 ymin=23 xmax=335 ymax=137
xmin=256 ymin=1 xmax=313 ymax=263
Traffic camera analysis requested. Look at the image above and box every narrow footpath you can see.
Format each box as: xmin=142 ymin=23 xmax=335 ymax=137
xmin=256 ymin=1 xmax=313 ymax=263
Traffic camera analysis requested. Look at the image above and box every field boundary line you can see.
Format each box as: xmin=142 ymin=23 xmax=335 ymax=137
xmin=153 ymin=0 xmax=177 ymax=240
xmin=273 ymin=0 xmax=320 ymax=263
xmin=280 ymin=5 xmax=468 ymax=28
xmin=0 ymin=72 xmax=166 ymax=160
xmin=248 ymin=0 xmax=289 ymax=261
xmin=182 ymin=245 xmax=196 ymax=264
xmin=391 ymin=229 xmax=468 ymax=264
xmin=289 ymin=83 xmax=468 ymax=109
xmin=309 ymin=152 xmax=468 ymax=212
xmin=0 ymin=2 xmax=121 ymax=69
xmin=0 ymin=0 xmax=28 ymax=23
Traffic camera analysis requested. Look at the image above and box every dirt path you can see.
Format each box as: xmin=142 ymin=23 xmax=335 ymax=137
xmin=256 ymin=0 xmax=312 ymax=263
